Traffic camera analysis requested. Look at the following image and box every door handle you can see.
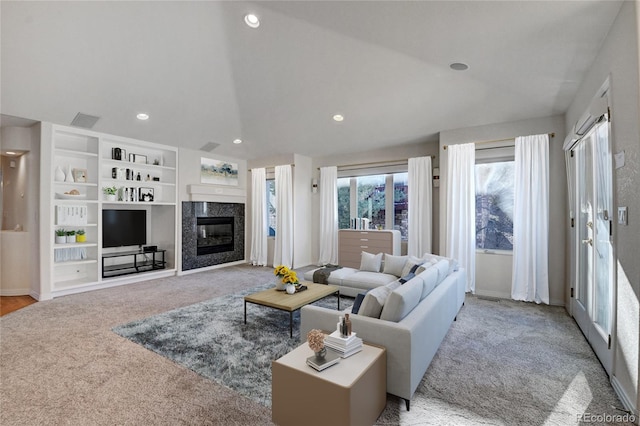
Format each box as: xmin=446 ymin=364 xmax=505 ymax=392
xmin=582 ymin=238 xmax=593 ymax=246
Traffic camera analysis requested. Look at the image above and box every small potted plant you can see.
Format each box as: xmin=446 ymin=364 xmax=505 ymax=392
xmin=103 ymin=185 xmax=118 ymax=202
xmin=55 ymin=229 xmax=66 ymax=244
xmin=65 ymin=229 xmax=76 ymax=243
xmin=76 ymin=229 xmax=86 ymax=243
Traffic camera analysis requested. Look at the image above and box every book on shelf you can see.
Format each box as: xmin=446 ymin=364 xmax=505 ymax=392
xmin=306 ymin=350 xmax=340 ymax=371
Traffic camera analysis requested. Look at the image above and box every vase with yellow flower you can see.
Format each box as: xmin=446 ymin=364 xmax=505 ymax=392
xmin=282 ymin=269 xmax=300 ymax=294
xmin=273 ymin=265 xmax=290 ymax=290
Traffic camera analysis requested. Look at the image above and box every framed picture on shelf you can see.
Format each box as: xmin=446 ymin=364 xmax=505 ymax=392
xmin=139 ymin=187 xmax=154 ymax=202
xmin=72 ymin=168 xmax=88 ymax=183
xmin=129 ymin=153 xmax=148 ymax=164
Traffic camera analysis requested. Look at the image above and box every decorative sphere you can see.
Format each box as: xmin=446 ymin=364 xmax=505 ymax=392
xmin=286 ymin=284 xmax=296 ymax=294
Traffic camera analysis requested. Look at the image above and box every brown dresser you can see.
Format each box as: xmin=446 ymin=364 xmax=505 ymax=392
xmin=338 ymin=229 xmax=401 ymax=269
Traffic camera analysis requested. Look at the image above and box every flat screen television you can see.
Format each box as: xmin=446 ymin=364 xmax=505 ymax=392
xmin=102 ymin=209 xmax=147 ymax=248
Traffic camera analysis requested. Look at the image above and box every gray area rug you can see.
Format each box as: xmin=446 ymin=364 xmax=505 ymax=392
xmin=113 ymin=282 xmax=350 ymax=407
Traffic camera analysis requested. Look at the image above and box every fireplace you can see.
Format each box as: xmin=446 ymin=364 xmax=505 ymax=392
xmin=182 ymin=202 xmax=244 ymax=271
xmin=197 ymin=216 xmax=234 ymax=255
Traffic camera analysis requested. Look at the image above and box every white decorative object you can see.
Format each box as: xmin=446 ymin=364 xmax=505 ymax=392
xmin=275 ymin=277 xmax=286 ymax=291
xmin=55 ymin=235 xmax=66 ymax=244
xmin=65 ymin=165 xmax=75 ymax=182
xmin=55 ymin=166 xmax=65 ymax=182
xmin=286 ymin=284 xmax=296 ymax=294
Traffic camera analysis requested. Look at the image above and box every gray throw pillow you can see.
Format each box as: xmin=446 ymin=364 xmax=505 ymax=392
xmin=382 ymin=254 xmax=408 ymax=277
xmin=358 ymin=285 xmax=392 ymax=318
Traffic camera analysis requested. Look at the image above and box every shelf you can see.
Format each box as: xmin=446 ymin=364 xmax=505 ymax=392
xmin=54 ymin=259 xmax=98 ymax=267
xmin=55 ymin=148 xmax=99 ymax=159
xmin=54 ymin=199 xmax=99 ymax=204
xmin=102 ymin=178 xmax=175 ymax=187
xmin=102 ymin=158 xmax=176 ymax=171
xmin=55 ymin=181 xmax=98 ymax=187
xmin=54 ymin=243 xmax=97 ymax=249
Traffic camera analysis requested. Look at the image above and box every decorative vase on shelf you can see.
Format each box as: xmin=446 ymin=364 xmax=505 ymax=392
xmin=286 ymin=284 xmax=296 ymax=294
xmin=55 ymin=166 xmax=65 ymax=182
xmin=105 ymin=194 xmax=117 ymax=202
xmin=65 ymin=165 xmax=74 ymax=182
xmin=314 ymin=347 xmax=327 ymax=360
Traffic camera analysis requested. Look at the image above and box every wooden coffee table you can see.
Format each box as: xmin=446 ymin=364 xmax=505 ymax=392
xmin=244 ymin=282 xmax=339 ymax=337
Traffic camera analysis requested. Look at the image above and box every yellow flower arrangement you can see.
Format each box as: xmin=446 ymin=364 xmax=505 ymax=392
xmin=274 ymin=265 xmax=290 ymax=278
xmin=281 ymin=270 xmax=299 ymax=285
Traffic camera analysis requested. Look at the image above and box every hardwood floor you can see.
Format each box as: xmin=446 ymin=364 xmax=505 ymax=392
xmin=0 ymin=296 xmax=37 ymax=316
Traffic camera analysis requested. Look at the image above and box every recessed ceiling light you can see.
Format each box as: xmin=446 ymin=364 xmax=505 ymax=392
xmin=244 ymin=14 xmax=260 ymax=28
xmin=6 ymin=151 xmax=16 ymax=155
xmin=233 ymin=139 xmax=243 ymax=144
xmin=136 ymin=113 xmax=149 ymax=120
xmin=333 ymin=114 xmax=344 ymax=122
xmin=450 ymin=62 xmax=469 ymax=71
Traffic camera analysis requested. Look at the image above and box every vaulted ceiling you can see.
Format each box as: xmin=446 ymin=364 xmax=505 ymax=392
xmin=1 ymin=1 xmax=623 ymax=160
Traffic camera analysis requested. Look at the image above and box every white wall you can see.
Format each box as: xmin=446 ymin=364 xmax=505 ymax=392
xmin=311 ymin=141 xmax=439 ymax=265
xmin=566 ymin=0 xmax=640 ymax=414
xmin=439 ymin=115 xmax=567 ymax=305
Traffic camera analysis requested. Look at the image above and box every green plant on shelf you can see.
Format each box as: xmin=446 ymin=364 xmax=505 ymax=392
xmin=55 ymin=229 xmax=66 ymax=237
xmin=76 ymin=229 xmax=85 ymax=236
xmin=102 ymin=186 xmax=117 ymax=195
xmin=66 ymin=230 xmax=75 ymax=236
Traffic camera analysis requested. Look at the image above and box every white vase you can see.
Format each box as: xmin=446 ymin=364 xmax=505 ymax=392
xmin=65 ymin=165 xmax=74 ymax=182
xmin=66 ymin=235 xmax=76 ymax=243
xmin=286 ymin=284 xmax=296 ymax=294
xmin=55 ymin=235 xmax=66 ymax=244
xmin=275 ymin=277 xmax=286 ymax=291
xmin=54 ymin=166 xmax=65 ymax=182
xmin=105 ymin=194 xmax=117 ymax=202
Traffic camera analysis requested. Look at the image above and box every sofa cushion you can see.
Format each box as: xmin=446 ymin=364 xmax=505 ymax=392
xmin=358 ymin=285 xmax=392 ymax=318
xmin=400 ymin=256 xmax=425 ymax=278
xmin=379 ymin=277 xmax=423 ymax=322
xmin=432 ymin=259 xmax=451 ymax=285
xmin=303 ymin=267 xmax=358 ymax=285
xmin=399 ymin=262 xmax=427 ymax=284
xmin=382 ymin=254 xmax=408 ymax=277
xmin=360 ymin=251 xmax=383 ymax=272
xmin=341 ymin=272 xmax=398 ymax=291
xmin=417 ymin=266 xmax=439 ymax=300
xmin=422 ymin=253 xmax=459 ymax=275
xmin=351 ymin=292 xmax=367 ymax=314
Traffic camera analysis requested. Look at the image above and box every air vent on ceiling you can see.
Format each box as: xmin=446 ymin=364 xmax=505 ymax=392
xmin=70 ymin=112 xmax=100 ymax=129
xmin=200 ymin=142 xmax=220 ymax=152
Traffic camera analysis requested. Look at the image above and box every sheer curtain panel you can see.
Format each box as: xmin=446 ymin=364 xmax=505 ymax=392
xmin=318 ymin=166 xmax=338 ymax=265
xmin=273 ymin=165 xmax=294 ymax=268
xmin=249 ymin=168 xmax=267 ymax=266
xmin=512 ymin=134 xmax=550 ymax=304
xmin=408 ymin=156 xmax=432 ymax=257
xmin=446 ymin=143 xmax=476 ymax=293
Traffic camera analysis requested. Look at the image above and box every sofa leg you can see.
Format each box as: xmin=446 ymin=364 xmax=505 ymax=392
xmin=454 ymin=315 xmax=457 ymax=321
xmin=404 ymin=399 xmax=410 ymax=411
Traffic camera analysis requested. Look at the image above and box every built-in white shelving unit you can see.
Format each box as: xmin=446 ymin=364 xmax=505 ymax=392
xmin=40 ymin=123 xmax=178 ymax=299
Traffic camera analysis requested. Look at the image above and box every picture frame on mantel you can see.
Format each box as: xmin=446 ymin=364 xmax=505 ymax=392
xmin=200 ymin=158 xmax=239 ymax=186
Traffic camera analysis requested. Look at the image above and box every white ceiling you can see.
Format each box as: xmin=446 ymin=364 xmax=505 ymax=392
xmin=1 ymin=1 xmax=623 ymax=160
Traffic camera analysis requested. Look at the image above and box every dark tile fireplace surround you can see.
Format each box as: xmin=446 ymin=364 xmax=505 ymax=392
xmin=182 ymin=202 xmax=245 ymax=271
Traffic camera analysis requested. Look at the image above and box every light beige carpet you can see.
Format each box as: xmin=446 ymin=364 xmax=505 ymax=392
xmin=0 ymin=265 xmax=632 ymax=425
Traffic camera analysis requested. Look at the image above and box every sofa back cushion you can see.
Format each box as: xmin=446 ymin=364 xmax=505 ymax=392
xmin=360 ymin=251 xmax=383 ymax=272
xmin=382 ymin=254 xmax=408 ymax=277
xmin=379 ymin=277 xmax=423 ymax=322
xmin=358 ymin=284 xmax=392 ymax=318
xmin=417 ymin=266 xmax=439 ymax=300
xmin=432 ymin=259 xmax=451 ymax=285
xmin=422 ymin=253 xmax=458 ymax=275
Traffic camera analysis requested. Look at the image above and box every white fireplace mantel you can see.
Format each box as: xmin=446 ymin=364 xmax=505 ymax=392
xmin=187 ymin=184 xmax=246 ymax=204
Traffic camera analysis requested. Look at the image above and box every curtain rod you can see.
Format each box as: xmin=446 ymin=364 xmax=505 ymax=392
xmin=249 ymin=164 xmax=295 ymax=171
xmin=442 ymin=132 xmax=555 ymax=150
xmin=316 ymin=155 xmax=435 ymax=170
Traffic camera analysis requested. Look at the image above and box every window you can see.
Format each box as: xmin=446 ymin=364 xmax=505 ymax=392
xmin=475 ymin=161 xmax=514 ymax=250
xmin=338 ymin=172 xmax=409 ymax=239
xmin=357 ymin=175 xmax=386 ymax=230
xmin=266 ymin=179 xmax=276 ymax=237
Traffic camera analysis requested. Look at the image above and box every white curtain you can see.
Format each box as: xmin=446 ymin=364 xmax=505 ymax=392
xmin=249 ymin=168 xmax=267 ymax=266
xmin=318 ymin=166 xmax=338 ymax=265
xmin=446 ymin=143 xmax=476 ymax=293
xmin=408 ymin=156 xmax=432 ymax=257
xmin=273 ymin=165 xmax=293 ymax=268
xmin=512 ymin=134 xmax=550 ymax=304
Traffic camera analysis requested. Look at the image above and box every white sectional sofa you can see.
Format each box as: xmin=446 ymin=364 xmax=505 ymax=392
xmin=301 ymin=254 xmax=466 ymax=411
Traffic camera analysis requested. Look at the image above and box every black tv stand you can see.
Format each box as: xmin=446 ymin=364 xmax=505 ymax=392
xmin=102 ymin=249 xmax=166 ymax=278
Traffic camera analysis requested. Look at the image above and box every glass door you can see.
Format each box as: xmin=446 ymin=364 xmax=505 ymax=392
xmin=571 ymin=118 xmax=614 ymax=376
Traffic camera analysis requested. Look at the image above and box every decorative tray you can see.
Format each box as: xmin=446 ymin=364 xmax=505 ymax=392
xmin=55 ymin=192 xmax=86 ymax=200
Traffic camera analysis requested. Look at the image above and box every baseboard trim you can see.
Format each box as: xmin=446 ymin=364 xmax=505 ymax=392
xmin=51 ymin=270 xmax=177 ymax=298
xmin=0 ymin=288 xmax=31 ymax=296
xmin=611 ymin=375 xmax=638 ymax=419
xmin=178 ymin=260 xmax=246 ymax=276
